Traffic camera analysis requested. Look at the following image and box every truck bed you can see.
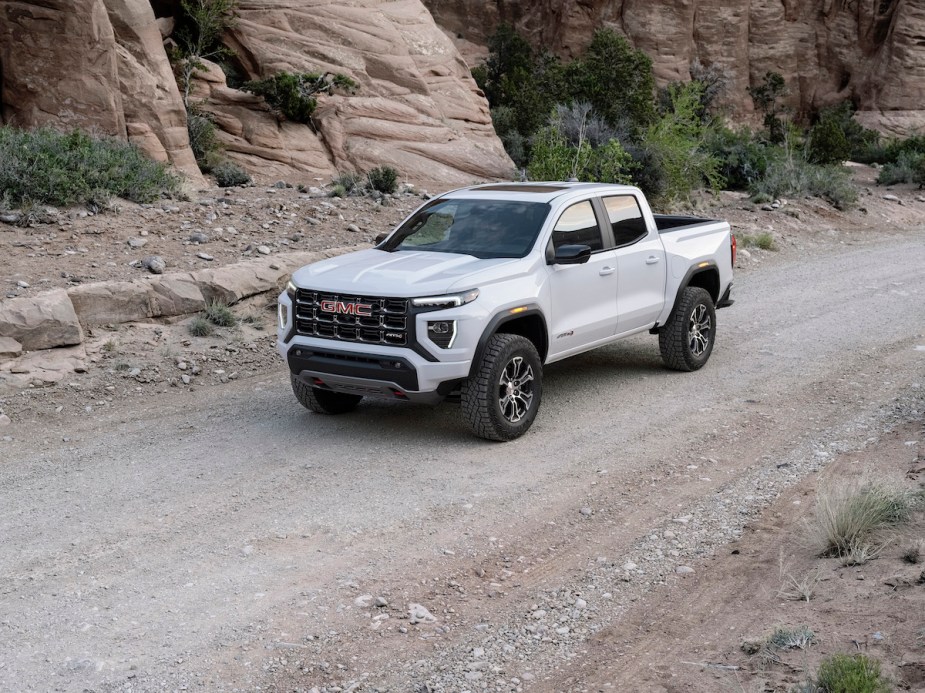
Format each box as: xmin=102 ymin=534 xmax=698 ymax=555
xmin=653 ymin=214 xmax=721 ymax=232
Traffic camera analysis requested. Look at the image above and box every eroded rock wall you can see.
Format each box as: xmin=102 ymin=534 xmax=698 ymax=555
xmin=0 ymin=0 xmax=512 ymax=187
xmin=200 ymin=0 xmax=512 ymax=185
xmin=424 ymin=0 xmax=925 ymax=136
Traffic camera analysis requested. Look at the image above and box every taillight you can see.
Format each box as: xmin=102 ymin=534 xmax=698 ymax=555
xmin=731 ymin=233 xmax=737 ymax=266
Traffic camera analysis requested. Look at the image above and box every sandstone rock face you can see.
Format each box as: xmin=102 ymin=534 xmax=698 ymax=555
xmin=194 ymin=0 xmax=513 ymax=185
xmin=0 ymin=291 xmax=83 ymax=352
xmin=424 ymin=0 xmax=925 ymax=136
xmin=1 ymin=0 xmax=511 ymax=187
xmin=0 ymin=0 xmax=204 ymax=183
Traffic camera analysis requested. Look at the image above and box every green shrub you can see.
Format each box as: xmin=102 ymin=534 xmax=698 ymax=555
xmin=204 ymin=299 xmax=236 ymax=326
xmin=366 ymin=166 xmax=399 ymax=194
xmin=527 ymin=109 xmax=635 ymax=185
xmin=750 ymin=142 xmax=857 ymax=210
xmin=705 ymin=127 xmax=771 ymax=190
xmin=643 ymin=82 xmax=722 ymax=203
xmin=473 ymin=25 xmax=565 ymax=149
xmin=212 ymin=160 xmax=251 ymax=187
xmin=241 ymin=71 xmax=357 ymax=124
xmin=0 ymin=126 xmax=179 ymax=208
xmin=189 ymin=315 xmax=214 ymax=337
xmin=807 ymin=116 xmax=851 ymax=165
xmin=186 ymin=107 xmax=221 ymax=171
xmin=814 ymin=653 xmax=891 ymax=693
xmin=739 ymin=232 xmax=777 ymax=251
xmin=877 ymin=150 xmax=925 ymax=185
xmin=813 ymin=479 xmax=917 ymax=561
xmin=331 ymin=171 xmax=363 ymax=196
xmin=814 ymin=101 xmax=881 ymax=162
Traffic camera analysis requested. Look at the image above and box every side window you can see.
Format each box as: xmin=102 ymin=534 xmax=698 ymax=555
xmin=602 ymin=195 xmax=648 ymax=247
xmin=550 ymin=201 xmax=603 ymax=254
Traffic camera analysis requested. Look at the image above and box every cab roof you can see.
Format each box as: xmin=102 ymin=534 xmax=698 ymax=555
xmin=440 ymin=181 xmax=640 ymax=204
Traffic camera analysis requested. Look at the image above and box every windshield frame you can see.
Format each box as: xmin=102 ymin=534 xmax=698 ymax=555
xmin=380 ymin=198 xmax=551 ymax=260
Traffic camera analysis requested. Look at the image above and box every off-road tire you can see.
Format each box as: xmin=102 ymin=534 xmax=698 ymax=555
xmin=659 ymin=286 xmax=716 ymax=372
xmin=291 ymin=374 xmax=362 ymax=414
xmin=461 ymin=333 xmax=543 ymax=441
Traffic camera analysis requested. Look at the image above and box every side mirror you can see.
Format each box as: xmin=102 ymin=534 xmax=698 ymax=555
xmin=552 ymin=244 xmax=592 ymax=265
xmin=374 ymin=232 xmax=388 ymax=245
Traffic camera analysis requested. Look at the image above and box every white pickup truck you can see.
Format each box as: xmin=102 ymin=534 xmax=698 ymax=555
xmin=277 ymin=182 xmax=735 ymax=440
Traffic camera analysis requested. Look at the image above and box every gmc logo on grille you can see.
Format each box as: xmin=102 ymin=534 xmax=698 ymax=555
xmin=320 ymin=300 xmax=373 ymax=317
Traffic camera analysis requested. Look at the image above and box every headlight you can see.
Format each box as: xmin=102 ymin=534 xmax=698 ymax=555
xmin=411 ymin=288 xmax=479 ymax=310
xmin=286 ymin=280 xmax=297 ymax=300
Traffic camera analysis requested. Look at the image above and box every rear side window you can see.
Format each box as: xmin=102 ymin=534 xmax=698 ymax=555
xmin=550 ymin=201 xmax=603 ymax=253
xmin=602 ymin=195 xmax=648 ymax=247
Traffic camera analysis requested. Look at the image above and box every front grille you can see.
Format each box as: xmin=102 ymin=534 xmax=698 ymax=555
xmin=294 ymin=290 xmax=410 ymax=346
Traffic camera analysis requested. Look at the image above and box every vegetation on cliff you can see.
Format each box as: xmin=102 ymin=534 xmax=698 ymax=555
xmin=473 ymin=24 xmax=921 ymax=208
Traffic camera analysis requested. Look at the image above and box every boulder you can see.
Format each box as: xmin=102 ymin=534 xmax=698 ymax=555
xmin=0 ymin=337 xmax=23 ymax=360
xmin=0 ymin=291 xmax=83 ymax=351
xmin=67 ymin=275 xmax=206 ymax=326
xmin=68 ymin=280 xmax=153 ymax=326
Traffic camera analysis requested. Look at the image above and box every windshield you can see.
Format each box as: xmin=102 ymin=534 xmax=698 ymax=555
xmin=382 ymin=199 xmax=550 ymax=259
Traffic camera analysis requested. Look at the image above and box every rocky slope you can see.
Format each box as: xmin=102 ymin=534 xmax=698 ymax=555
xmin=425 ymin=0 xmax=925 ymax=136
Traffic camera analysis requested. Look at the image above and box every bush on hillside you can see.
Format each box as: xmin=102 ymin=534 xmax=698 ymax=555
xmin=242 ymin=71 xmax=357 ymax=124
xmin=366 ymin=166 xmax=399 ymax=194
xmin=0 ymin=126 xmax=179 ymax=209
xmin=212 ymin=160 xmax=251 ymax=187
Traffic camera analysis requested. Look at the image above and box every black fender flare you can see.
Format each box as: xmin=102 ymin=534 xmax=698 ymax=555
xmin=468 ymin=305 xmax=547 ymax=379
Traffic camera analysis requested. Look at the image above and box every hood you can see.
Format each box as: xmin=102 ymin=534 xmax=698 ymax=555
xmin=291 ymin=249 xmax=527 ymax=296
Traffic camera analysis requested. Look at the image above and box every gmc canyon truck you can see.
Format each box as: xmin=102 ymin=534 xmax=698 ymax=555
xmin=277 ymin=182 xmax=735 ymax=440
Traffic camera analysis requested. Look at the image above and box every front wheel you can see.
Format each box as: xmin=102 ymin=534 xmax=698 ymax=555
xmin=659 ymin=286 xmax=716 ymax=371
xmin=291 ymin=374 xmax=362 ymax=414
xmin=461 ymin=333 xmax=543 ymax=441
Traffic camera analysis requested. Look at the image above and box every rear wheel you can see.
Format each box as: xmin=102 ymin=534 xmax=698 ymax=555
xmin=461 ymin=333 xmax=543 ymax=441
xmin=291 ymin=374 xmax=362 ymax=414
xmin=659 ymin=286 xmax=716 ymax=371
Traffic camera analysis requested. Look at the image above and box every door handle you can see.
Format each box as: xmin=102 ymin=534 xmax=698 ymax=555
xmin=599 ymin=266 xmax=615 ymax=276
xmin=646 ymin=256 xmax=661 ymax=265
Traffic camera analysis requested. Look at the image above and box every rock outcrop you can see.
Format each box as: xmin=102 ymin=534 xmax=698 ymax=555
xmin=424 ymin=0 xmax=925 ymax=136
xmin=0 ymin=0 xmax=512 ymax=187
xmin=0 ymin=0 xmax=204 ymax=183
xmin=0 ymin=290 xmax=83 ymax=352
xmin=194 ymin=0 xmax=513 ymax=185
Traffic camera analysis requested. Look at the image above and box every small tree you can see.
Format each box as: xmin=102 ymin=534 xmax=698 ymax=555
xmin=171 ymin=0 xmax=239 ymax=106
xmin=747 ymin=71 xmax=787 ymax=143
xmin=806 ymin=116 xmax=851 ymax=165
xmin=564 ymin=29 xmax=656 ymax=135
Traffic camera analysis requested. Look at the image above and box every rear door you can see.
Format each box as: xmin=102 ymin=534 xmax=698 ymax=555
xmin=545 ymin=199 xmax=619 ymax=360
xmin=597 ymin=194 xmax=667 ymax=334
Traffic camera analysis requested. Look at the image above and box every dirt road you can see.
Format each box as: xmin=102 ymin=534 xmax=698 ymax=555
xmin=1 ymin=227 xmax=923 ymax=692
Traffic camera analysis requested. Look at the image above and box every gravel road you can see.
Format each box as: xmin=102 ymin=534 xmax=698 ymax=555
xmin=1 ymin=228 xmax=923 ymax=692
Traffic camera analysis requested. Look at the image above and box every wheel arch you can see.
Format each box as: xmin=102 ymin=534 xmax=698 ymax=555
xmin=469 ymin=307 xmax=548 ymax=378
xmin=665 ymin=264 xmax=720 ymax=322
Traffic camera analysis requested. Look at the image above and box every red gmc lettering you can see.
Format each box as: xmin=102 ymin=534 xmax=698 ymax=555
xmin=320 ymin=300 xmax=373 ymax=317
